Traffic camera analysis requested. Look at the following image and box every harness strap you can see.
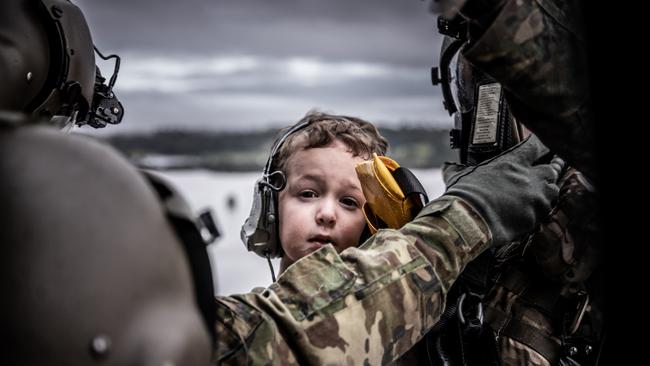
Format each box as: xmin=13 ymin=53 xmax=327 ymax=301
xmin=500 ymin=320 xmax=562 ymax=364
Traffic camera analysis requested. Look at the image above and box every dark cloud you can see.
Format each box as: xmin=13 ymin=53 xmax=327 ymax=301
xmin=78 ymin=0 xmax=440 ymax=65
xmin=73 ymin=0 xmax=450 ymax=133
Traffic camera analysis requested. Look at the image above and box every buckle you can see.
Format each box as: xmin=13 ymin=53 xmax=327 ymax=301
xmin=565 ymin=291 xmax=589 ymax=335
xmin=458 ymin=292 xmax=484 ymax=328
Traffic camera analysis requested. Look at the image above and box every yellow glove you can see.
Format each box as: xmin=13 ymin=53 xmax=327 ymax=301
xmin=355 ymin=153 xmax=427 ymax=234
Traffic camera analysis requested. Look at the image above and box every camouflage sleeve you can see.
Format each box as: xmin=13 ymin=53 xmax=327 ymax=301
xmin=462 ymin=0 xmax=596 ymax=180
xmin=212 ymin=196 xmax=491 ymax=365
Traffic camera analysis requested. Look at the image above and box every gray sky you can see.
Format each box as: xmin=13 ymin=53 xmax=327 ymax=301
xmin=75 ymin=0 xmax=450 ymax=134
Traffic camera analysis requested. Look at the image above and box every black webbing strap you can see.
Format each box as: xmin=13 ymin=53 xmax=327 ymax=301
xmin=392 ymin=166 xmax=429 ymax=205
xmin=500 ymin=320 xmax=562 ymax=364
xmin=500 ymin=268 xmax=567 ymax=320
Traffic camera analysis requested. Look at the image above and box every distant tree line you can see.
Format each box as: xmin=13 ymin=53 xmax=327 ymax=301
xmin=102 ymin=126 xmax=457 ymax=171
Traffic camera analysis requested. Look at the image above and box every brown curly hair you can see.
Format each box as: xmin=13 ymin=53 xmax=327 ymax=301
xmin=272 ymin=110 xmax=388 ymax=173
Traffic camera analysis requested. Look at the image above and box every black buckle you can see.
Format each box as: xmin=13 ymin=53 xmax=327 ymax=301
xmin=565 ymin=291 xmax=589 ymax=335
xmin=437 ymin=16 xmax=468 ymax=40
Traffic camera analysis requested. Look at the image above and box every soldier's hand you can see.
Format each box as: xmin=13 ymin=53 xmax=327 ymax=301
xmin=442 ymin=135 xmax=564 ymax=246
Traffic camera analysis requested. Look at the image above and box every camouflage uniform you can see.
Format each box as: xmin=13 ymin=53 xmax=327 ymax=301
xmin=387 ymin=1 xmax=601 ymax=365
xmin=212 ymin=197 xmax=492 ymax=365
xmin=446 ymin=1 xmax=602 ymax=364
xmin=463 ymin=0 xmax=596 ymax=182
xmin=483 ymin=167 xmax=602 ymax=366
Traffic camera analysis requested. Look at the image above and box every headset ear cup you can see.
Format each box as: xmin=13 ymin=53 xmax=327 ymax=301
xmin=240 ymin=179 xmax=284 ymax=259
xmin=241 ymin=118 xmax=308 ymax=259
xmin=241 ymin=180 xmax=269 ymax=256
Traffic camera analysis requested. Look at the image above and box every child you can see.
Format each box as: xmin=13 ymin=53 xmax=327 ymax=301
xmin=269 ymin=111 xmax=388 ymax=273
xmin=224 ymin=110 xmax=561 ymax=364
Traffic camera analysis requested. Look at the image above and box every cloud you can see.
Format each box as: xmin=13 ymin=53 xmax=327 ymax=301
xmin=73 ymin=0 xmax=450 ymax=133
xmin=78 ymin=0 xmax=441 ymax=65
xmin=115 ymin=54 xmax=423 ymax=92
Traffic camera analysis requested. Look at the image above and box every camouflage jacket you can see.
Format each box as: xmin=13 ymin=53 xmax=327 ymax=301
xmin=484 ymin=167 xmax=602 ymax=366
xmin=389 ymin=167 xmax=602 ymax=366
xmin=462 ymin=0 xmax=596 ymax=182
xmin=459 ymin=2 xmax=603 ymax=363
xmin=212 ymin=197 xmax=491 ymax=365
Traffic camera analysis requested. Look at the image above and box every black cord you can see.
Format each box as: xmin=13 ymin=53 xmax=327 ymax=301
xmin=93 ymin=46 xmax=121 ymax=90
xmin=266 ymin=253 xmax=276 ymax=282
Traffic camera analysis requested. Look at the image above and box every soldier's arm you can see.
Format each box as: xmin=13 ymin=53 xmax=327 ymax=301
xmin=212 ymin=135 xmax=560 ymax=365
xmin=212 ymin=196 xmax=490 ymax=365
xmin=461 ymin=0 xmax=595 ymax=180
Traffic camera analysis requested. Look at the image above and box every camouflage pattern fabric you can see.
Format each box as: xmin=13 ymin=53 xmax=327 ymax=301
xmin=389 ymin=168 xmax=601 ymax=366
xmin=212 ymin=197 xmax=491 ymax=365
xmin=498 ymin=338 xmax=552 ymax=366
xmin=529 ymin=168 xmax=599 ymax=284
xmin=457 ymin=1 xmax=603 ymax=364
xmin=415 ymin=1 xmax=600 ymax=364
xmin=484 ymin=167 xmax=602 ymax=365
xmin=462 ymin=0 xmax=597 ymax=182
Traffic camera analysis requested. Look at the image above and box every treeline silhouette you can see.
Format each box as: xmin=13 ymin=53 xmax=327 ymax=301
xmin=103 ymin=126 xmax=457 ymax=171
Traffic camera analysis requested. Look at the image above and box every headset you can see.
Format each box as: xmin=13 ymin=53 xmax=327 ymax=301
xmin=432 ymin=15 xmax=523 ymax=165
xmin=240 ymin=117 xmax=311 ymax=261
xmin=241 ymin=114 xmax=384 ymax=281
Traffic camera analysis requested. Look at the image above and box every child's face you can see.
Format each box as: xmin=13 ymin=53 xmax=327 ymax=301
xmin=278 ymin=139 xmax=368 ymax=265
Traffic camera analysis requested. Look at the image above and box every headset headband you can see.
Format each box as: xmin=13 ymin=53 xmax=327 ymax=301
xmin=263 ymin=117 xmax=311 ymax=176
xmin=264 ymin=114 xmax=361 ymax=175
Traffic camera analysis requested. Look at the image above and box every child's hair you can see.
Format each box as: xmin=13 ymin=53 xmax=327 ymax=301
xmin=272 ymin=110 xmax=388 ymax=173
